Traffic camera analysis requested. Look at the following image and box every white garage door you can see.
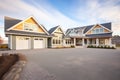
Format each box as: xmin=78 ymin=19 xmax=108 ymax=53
xmin=34 ymin=38 xmax=44 ymax=49
xmin=16 ymin=36 xmax=31 ymax=50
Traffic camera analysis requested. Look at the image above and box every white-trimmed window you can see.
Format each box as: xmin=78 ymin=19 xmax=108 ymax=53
xmin=92 ymin=28 xmax=104 ymax=34
xmin=53 ymin=39 xmax=55 ymax=44
xmin=24 ymin=22 xmax=38 ymax=32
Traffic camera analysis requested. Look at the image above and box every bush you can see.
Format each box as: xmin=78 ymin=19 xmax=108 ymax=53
xmin=107 ymin=46 xmax=110 ymax=49
xmin=0 ymin=44 xmax=8 ymax=49
xmin=71 ymin=45 xmax=75 ymax=48
xmin=87 ymin=45 xmax=94 ymax=48
xmin=100 ymin=46 xmax=103 ymax=48
xmin=87 ymin=45 xmax=115 ymax=49
xmin=104 ymin=45 xmax=107 ymax=48
xmin=111 ymin=46 xmax=116 ymax=49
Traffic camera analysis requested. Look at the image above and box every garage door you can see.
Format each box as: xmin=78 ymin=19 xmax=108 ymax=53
xmin=16 ymin=36 xmax=31 ymax=50
xmin=34 ymin=38 xmax=44 ymax=49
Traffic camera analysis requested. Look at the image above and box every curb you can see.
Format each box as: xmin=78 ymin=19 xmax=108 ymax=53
xmin=2 ymin=54 xmax=27 ymax=80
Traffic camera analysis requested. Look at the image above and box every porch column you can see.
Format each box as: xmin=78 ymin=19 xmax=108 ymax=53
xmin=96 ymin=38 xmax=99 ymax=46
xmin=8 ymin=35 xmax=12 ymax=50
xmin=74 ymin=38 xmax=76 ymax=46
xmin=109 ymin=38 xmax=112 ymax=47
xmin=87 ymin=39 xmax=89 ymax=45
xmin=82 ymin=38 xmax=85 ymax=46
xmin=63 ymin=39 xmax=66 ymax=46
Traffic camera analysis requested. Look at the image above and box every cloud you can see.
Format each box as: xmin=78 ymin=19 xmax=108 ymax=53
xmin=73 ymin=0 xmax=120 ymax=35
xmin=0 ymin=0 xmax=119 ymax=37
xmin=0 ymin=0 xmax=80 ymax=31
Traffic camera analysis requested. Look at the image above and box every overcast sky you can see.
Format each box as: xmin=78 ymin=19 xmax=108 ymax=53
xmin=0 ymin=0 xmax=120 ymax=39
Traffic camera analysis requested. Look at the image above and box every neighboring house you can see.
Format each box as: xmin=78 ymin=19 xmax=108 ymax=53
xmin=65 ymin=23 xmax=113 ymax=47
xmin=48 ymin=25 xmax=65 ymax=48
xmin=112 ymin=35 xmax=120 ymax=46
xmin=4 ymin=16 xmax=50 ymax=50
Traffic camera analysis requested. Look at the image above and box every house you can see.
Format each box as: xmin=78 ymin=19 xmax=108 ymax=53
xmin=4 ymin=16 xmax=113 ymax=50
xmin=112 ymin=35 xmax=120 ymax=47
xmin=4 ymin=16 xmax=50 ymax=50
xmin=48 ymin=25 xmax=65 ymax=48
xmin=65 ymin=23 xmax=113 ymax=47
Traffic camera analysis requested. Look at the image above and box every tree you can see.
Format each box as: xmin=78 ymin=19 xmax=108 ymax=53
xmin=0 ymin=36 xmax=3 ymax=44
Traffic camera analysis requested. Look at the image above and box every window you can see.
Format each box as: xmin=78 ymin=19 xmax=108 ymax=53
xmin=24 ymin=22 xmax=38 ymax=32
xmin=56 ymin=39 xmax=58 ymax=44
xmin=66 ymin=40 xmax=68 ymax=44
xmin=100 ymin=28 xmax=104 ymax=33
xmin=53 ymin=39 xmax=55 ymax=44
xmin=24 ymin=38 xmax=29 ymax=40
xmin=34 ymin=38 xmax=38 ymax=40
xmin=59 ymin=40 xmax=61 ymax=44
xmin=92 ymin=28 xmax=104 ymax=34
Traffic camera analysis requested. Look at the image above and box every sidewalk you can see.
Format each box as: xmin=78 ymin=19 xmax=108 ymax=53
xmin=20 ymin=62 xmax=56 ymax=80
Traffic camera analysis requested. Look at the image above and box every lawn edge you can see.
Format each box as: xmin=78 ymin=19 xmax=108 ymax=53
xmin=2 ymin=53 xmax=27 ymax=80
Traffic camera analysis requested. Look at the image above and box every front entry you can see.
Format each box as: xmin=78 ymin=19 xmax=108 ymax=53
xmin=76 ymin=38 xmax=82 ymax=46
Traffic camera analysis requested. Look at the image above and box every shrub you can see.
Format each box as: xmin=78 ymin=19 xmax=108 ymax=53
xmin=107 ymin=46 xmax=110 ymax=49
xmin=100 ymin=46 xmax=103 ymax=48
xmin=111 ymin=46 xmax=116 ymax=49
xmin=71 ymin=45 xmax=75 ymax=48
xmin=87 ymin=45 xmax=94 ymax=48
xmin=0 ymin=44 xmax=8 ymax=49
xmin=104 ymin=45 xmax=107 ymax=48
xmin=87 ymin=45 xmax=90 ymax=48
xmin=91 ymin=45 xmax=94 ymax=48
xmin=87 ymin=44 xmax=116 ymax=49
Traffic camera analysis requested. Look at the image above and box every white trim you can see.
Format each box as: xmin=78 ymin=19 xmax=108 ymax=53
xmin=12 ymin=28 xmax=45 ymax=34
xmin=9 ymin=35 xmax=12 ymax=49
xmin=7 ymin=16 xmax=49 ymax=35
xmin=86 ymin=32 xmax=112 ymax=35
xmin=5 ymin=32 xmax=51 ymax=37
xmin=51 ymin=26 xmax=65 ymax=35
xmin=99 ymin=24 xmax=112 ymax=32
xmin=85 ymin=24 xmax=112 ymax=34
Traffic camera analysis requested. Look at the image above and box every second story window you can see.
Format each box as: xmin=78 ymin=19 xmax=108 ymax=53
xmin=92 ymin=28 xmax=104 ymax=34
xmin=24 ymin=22 xmax=38 ymax=32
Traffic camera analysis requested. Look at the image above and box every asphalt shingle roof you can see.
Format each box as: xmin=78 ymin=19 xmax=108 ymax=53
xmin=4 ymin=16 xmax=50 ymax=36
xmin=48 ymin=26 xmax=59 ymax=34
xmin=4 ymin=16 xmax=22 ymax=31
xmin=66 ymin=22 xmax=112 ymax=35
xmin=83 ymin=22 xmax=111 ymax=33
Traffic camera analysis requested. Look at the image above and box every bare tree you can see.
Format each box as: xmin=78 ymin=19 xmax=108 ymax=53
xmin=0 ymin=36 xmax=3 ymax=44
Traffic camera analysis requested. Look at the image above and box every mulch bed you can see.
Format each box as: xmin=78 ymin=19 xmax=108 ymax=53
xmin=0 ymin=54 xmax=19 ymax=79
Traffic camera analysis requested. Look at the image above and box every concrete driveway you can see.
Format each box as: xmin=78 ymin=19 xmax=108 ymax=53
xmin=0 ymin=48 xmax=120 ymax=80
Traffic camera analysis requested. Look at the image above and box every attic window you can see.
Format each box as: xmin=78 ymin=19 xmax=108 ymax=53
xmin=24 ymin=22 xmax=38 ymax=32
xmin=92 ymin=28 xmax=104 ymax=34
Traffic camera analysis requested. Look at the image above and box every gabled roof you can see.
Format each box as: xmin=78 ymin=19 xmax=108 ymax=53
xmin=49 ymin=26 xmax=58 ymax=34
xmin=4 ymin=16 xmax=49 ymax=35
xmin=84 ymin=22 xmax=112 ymax=33
xmin=48 ymin=25 xmax=65 ymax=35
xmin=66 ymin=26 xmax=86 ymax=35
xmin=4 ymin=16 xmax=22 ymax=31
xmin=66 ymin=22 xmax=112 ymax=35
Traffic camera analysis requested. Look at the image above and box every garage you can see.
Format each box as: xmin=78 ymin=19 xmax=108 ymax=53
xmin=16 ymin=36 xmax=31 ymax=50
xmin=34 ymin=38 xmax=44 ymax=49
